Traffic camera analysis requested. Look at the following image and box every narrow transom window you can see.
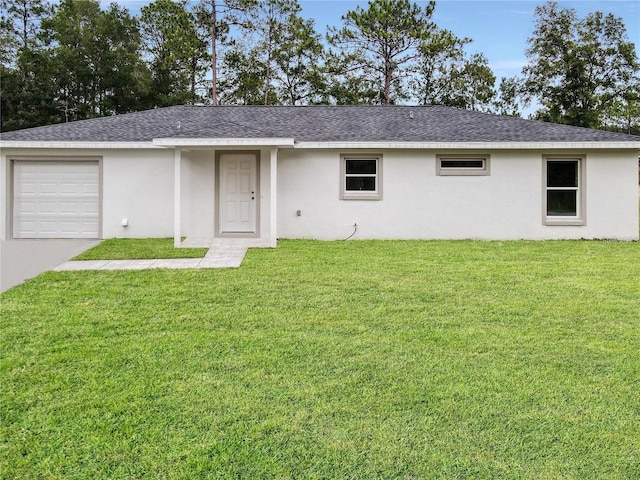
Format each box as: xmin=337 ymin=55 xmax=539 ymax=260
xmin=341 ymin=155 xmax=382 ymax=200
xmin=437 ymin=155 xmax=490 ymax=176
xmin=543 ymin=157 xmax=585 ymax=225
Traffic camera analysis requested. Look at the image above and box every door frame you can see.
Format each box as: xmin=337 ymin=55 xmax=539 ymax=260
xmin=215 ymin=150 xmax=260 ymax=238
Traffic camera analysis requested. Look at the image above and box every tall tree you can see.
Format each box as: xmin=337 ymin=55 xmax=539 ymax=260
xmin=1 ymin=0 xmax=45 ymax=48
xmin=41 ymin=0 xmax=148 ymax=121
xmin=323 ymin=49 xmax=379 ymax=104
xmin=250 ymin=0 xmax=324 ymax=105
xmin=600 ymin=80 xmax=640 ymax=135
xmin=140 ymin=0 xmax=207 ymax=106
xmin=415 ymin=28 xmax=468 ymax=105
xmin=413 ymin=26 xmax=498 ymax=111
xmin=328 ymin=0 xmax=435 ymax=104
xmin=100 ymin=4 xmax=153 ymax=114
xmin=220 ymin=0 xmax=324 ymax=105
xmin=272 ymin=14 xmax=325 ymax=105
xmin=219 ymin=47 xmax=268 ymax=104
xmin=493 ymin=76 xmax=522 ymax=117
xmin=521 ymin=1 xmax=639 ymax=128
xmin=454 ymin=53 xmax=496 ymax=111
xmin=0 ymin=4 xmax=18 ymax=70
xmin=249 ymin=0 xmax=299 ymax=104
xmin=415 ymin=28 xmax=496 ymax=111
xmin=1 ymin=0 xmax=59 ymax=131
xmin=193 ymin=0 xmax=254 ymax=105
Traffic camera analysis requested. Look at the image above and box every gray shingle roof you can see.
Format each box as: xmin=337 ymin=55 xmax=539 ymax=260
xmin=2 ymin=105 xmax=639 ymax=143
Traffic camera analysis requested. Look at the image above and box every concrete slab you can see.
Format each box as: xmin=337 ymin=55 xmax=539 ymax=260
xmin=98 ymin=260 xmax=157 ymax=270
xmin=53 ymin=260 xmax=110 ymax=271
xmin=199 ymin=258 xmax=244 ymax=268
xmin=3 ymin=238 xmax=262 ymax=285
xmin=179 ymin=238 xmax=213 ymax=248
xmin=0 ymin=239 xmax=99 ymax=293
xmin=151 ymin=259 xmax=203 ymax=269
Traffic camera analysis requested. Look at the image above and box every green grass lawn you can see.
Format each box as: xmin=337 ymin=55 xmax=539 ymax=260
xmin=73 ymin=238 xmax=208 ymax=260
xmin=1 ymin=240 xmax=639 ymax=479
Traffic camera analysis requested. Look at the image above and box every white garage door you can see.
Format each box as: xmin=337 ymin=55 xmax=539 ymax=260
xmin=13 ymin=160 xmax=100 ymax=239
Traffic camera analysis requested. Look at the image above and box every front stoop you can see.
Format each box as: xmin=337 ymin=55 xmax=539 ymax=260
xmin=180 ymin=237 xmax=274 ymax=248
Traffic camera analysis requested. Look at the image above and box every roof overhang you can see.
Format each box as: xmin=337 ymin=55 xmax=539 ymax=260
xmin=153 ymin=137 xmax=296 ymax=148
xmin=294 ymin=141 xmax=640 ymax=150
xmin=1 ymin=139 xmax=638 ymax=151
xmin=0 ymin=141 xmax=161 ymax=149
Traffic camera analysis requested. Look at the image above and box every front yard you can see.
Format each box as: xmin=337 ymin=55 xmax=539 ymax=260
xmin=1 ymin=240 xmax=639 ymax=478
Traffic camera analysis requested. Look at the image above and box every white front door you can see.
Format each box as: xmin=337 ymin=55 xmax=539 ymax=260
xmin=219 ymin=153 xmax=258 ymax=233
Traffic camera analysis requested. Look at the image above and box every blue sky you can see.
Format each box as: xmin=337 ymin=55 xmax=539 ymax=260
xmin=118 ymin=0 xmax=639 ymax=82
xmin=297 ymin=0 xmax=640 ymax=80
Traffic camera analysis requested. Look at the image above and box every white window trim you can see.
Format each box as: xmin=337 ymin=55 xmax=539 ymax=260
xmin=340 ymin=154 xmax=383 ymax=200
xmin=543 ymin=155 xmax=586 ymax=226
xmin=436 ymin=154 xmax=490 ymax=176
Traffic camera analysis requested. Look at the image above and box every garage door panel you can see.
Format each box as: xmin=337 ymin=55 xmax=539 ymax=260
xmin=13 ymin=161 xmax=100 ymax=239
xmin=17 ymin=199 xmax=100 ymax=216
xmin=16 ymin=182 xmax=37 ymax=195
xmin=16 ymin=218 xmax=100 ymax=238
xmin=16 ymin=221 xmax=37 ymax=235
xmin=16 ymin=202 xmax=36 ymax=215
xmin=81 ymin=201 xmax=99 ymax=214
xmin=61 ymin=221 xmax=82 ymax=234
xmin=61 ymin=201 xmax=80 ymax=214
xmin=39 ymin=202 xmax=58 ymax=215
xmin=61 ymin=183 xmax=82 ymax=195
xmin=40 ymin=182 xmax=59 ymax=194
xmin=81 ymin=222 xmax=99 ymax=236
xmin=40 ymin=221 xmax=58 ymax=234
xmin=82 ymin=183 xmax=99 ymax=195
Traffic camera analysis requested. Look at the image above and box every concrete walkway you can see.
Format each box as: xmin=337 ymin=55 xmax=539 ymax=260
xmin=53 ymin=238 xmax=268 ymax=272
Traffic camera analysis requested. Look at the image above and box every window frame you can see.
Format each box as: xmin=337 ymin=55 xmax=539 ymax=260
xmin=436 ymin=154 xmax=490 ymax=176
xmin=340 ymin=154 xmax=383 ymax=200
xmin=543 ymin=155 xmax=586 ymax=226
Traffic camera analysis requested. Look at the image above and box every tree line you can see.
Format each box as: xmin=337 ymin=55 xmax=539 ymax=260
xmin=1 ymin=0 xmax=638 ymax=133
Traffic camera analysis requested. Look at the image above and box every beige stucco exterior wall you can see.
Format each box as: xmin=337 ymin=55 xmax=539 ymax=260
xmin=102 ymin=149 xmax=175 ymax=238
xmin=276 ymin=148 xmax=639 ymax=241
xmin=2 ymin=145 xmax=638 ymax=241
xmin=1 ymin=147 xmax=176 ymax=240
xmin=1 ymin=146 xmax=276 ymax=243
xmin=181 ymin=150 xmax=216 ymax=239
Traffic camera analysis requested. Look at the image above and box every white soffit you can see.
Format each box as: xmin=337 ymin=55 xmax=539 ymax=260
xmin=293 ymin=141 xmax=640 ymax=150
xmin=153 ymin=137 xmax=295 ymax=148
xmin=2 ymin=139 xmax=638 ymax=150
xmin=0 ymin=141 xmax=161 ymax=149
